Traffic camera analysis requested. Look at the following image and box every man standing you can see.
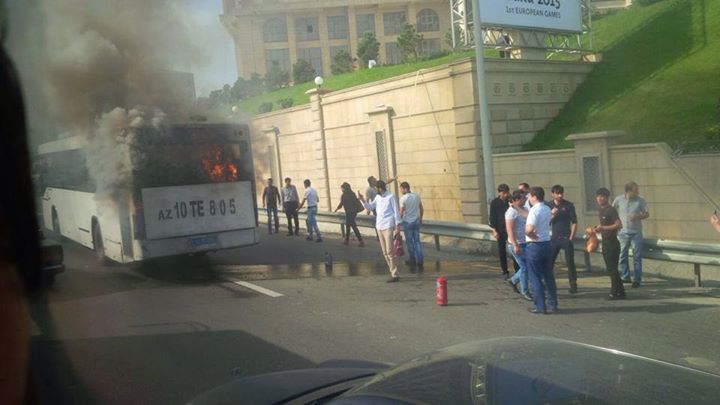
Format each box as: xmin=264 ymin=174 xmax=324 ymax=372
xmin=525 ymin=186 xmax=558 ymax=314
xmin=506 ymin=190 xmax=531 ymax=301
xmin=297 ymin=179 xmax=322 ymax=242
xmin=262 ymin=178 xmax=281 ymax=235
xmin=359 ymin=180 xmax=402 ymax=282
xmin=549 ymin=184 xmax=579 ymax=294
xmin=518 ymin=182 xmax=531 ymax=210
xmin=613 ymin=182 xmax=649 ymax=288
xmin=489 ymin=184 xmax=513 ymax=278
xmin=594 ymin=188 xmax=625 ymax=300
xmin=281 ymin=177 xmax=300 ymax=236
xmin=399 ymin=182 xmax=424 ymax=270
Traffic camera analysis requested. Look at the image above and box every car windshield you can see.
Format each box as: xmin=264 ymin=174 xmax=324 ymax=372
xmin=1 ymin=0 xmax=719 ymax=404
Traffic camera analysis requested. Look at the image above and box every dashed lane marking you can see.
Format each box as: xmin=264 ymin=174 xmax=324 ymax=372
xmin=226 ymin=278 xmax=284 ymax=298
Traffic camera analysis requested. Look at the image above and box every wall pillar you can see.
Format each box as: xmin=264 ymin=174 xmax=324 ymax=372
xmin=348 ymin=6 xmax=358 ymax=61
xmin=566 ymin=130 xmax=624 ymax=220
xmin=366 ymin=106 xmax=398 ymax=196
xmin=287 ymin=14 xmax=298 ymax=69
xmin=262 ymin=126 xmax=282 ymax=183
xmin=306 ymin=87 xmax=333 ymax=211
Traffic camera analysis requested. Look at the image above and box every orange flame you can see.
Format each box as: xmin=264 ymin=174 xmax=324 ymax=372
xmin=201 ymin=145 xmax=239 ymax=182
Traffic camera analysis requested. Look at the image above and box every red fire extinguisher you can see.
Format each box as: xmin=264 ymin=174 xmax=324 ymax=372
xmin=436 ymin=277 xmax=447 ymax=306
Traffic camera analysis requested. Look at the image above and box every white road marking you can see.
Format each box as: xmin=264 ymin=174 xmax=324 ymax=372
xmin=226 ymin=278 xmax=284 ymax=298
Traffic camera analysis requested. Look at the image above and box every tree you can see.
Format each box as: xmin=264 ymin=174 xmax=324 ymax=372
xmin=230 ymin=77 xmax=248 ymax=101
xmin=331 ymin=50 xmax=354 ymax=75
xmin=397 ymin=23 xmax=423 ymax=63
xmin=292 ymin=59 xmax=316 ymax=84
xmin=444 ymin=25 xmax=465 ymax=50
xmin=247 ymin=73 xmax=265 ymax=97
xmin=357 ymin=31 xmax=380 ymax=69
xmin=265 ymin=65 xmax=290 ymax=91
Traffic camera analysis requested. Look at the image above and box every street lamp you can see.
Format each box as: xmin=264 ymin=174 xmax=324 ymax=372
xmin=314 ymin=76 xmax=324 ymax=88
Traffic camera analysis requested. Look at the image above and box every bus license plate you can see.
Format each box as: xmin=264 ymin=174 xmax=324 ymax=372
xmin=189 ymin=236 xmax=218 ymax=249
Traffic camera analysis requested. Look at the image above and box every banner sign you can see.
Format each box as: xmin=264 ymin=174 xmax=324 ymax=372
xmin=479 ymin=0 xmax=583 ymax=33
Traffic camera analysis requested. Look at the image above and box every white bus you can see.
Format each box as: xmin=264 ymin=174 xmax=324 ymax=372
xmin=37 ymin=122 xmax=259 ymax=263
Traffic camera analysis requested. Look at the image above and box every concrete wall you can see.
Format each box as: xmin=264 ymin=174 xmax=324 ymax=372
xmin=493 ymin=140 xmax=720 ymax=242
xmin=247 ymin=54 xmax=720 ymax=242
xmin=250 ymin=57 xmax=593 ymax=220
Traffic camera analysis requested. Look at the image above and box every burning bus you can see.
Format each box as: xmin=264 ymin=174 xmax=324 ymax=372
xmin=37 ymin=121 xmax=259 ymax=263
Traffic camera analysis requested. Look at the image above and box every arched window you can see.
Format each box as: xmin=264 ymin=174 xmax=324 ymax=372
xmin=263 ymin=17 xmax=288 ymax=43
xmin=416 ymin=9 xmax=439 ymax=33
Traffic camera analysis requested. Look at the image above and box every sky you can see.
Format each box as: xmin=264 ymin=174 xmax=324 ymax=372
xmin=177 ymin=0 xmax=237 ymax=97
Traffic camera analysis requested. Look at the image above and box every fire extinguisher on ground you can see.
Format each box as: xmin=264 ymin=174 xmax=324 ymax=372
xmin=436 ymin=277 xmax=447 ymax=306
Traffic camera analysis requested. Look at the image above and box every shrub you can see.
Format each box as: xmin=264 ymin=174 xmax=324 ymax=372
xmin=258 ymin=102 xmax=273 ymax=114
xmin=357 ymin=31 xmax=380 ymax=68
xmin=331 ymin=50 xmax=354 ymax=75
xmin=265 ymin=66 xmax=290 ymax=91
xmin=292 ymin=59 xmax=316 ymax=84
xmin=397 ymin=23 xmax=423 ymax=63
xmin=277 ymin=98 xmax=294 ymax=109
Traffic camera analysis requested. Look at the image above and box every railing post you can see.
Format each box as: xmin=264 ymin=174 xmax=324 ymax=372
xmin=583 ymin=250 xmax=592 ymax=272
xmin=434 ymin=235 xmax=440 ymax=251
xmin=694 ymin=263 xmax=702 ymax=288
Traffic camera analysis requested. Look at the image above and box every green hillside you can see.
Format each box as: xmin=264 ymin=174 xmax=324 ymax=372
xmin=235 ymin=50 xmax=475 ymax=114
xmin=526 ymin=0 xmax=720 ymax=150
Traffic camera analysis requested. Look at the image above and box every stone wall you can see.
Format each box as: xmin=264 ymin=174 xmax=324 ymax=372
xmin=250 ymin=57 xmax=593 ymax=221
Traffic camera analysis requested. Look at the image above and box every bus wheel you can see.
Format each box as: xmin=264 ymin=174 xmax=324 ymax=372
xmin=92 ymin=222 xmax=109 ymax=265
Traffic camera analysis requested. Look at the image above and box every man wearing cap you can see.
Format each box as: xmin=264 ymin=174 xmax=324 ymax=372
xmin=595 ymin=188 xmax=625 ymax=299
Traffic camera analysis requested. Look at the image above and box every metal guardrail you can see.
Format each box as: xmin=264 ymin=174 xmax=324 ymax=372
xmin=259 ymin=209 xmax=719 ymax=287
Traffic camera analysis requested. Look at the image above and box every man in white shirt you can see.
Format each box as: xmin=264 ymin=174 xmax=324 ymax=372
xmin=359 ymin=180 xmax=401 ymax=282
xmin=297 ymin=179 xmax=322 ymax=242
xmin=524 ymin=186 xmax=558 ymax=314
xmin=400 ymin=182 xmax=424 ymax=269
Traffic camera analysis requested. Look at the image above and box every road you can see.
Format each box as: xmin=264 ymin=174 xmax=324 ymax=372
xmin=29 ymin=230 xmax=720 ymax=404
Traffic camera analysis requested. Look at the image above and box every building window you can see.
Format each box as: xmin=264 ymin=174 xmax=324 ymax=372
xmin=416 ymin=9 xmax=439 ymax=32
xmin=356 ymin=13 xmax=375 ymax=37
xmin=297 ymin=47 xmax=323 ymax=76
xmin=327 ymin=15 xmax=348 ymax=40
xmin=265 ymin=48 xmax=290 ymax=71
xmin=383 ymin=12 xmax=405 ymax=36
xmin=419 ymin=38 xmax=441 ymax=56
xmin=263 ymin=17 xmax=288 ymax=43
xmin=330 ymin=45 xmax=350 ymax=60
xmin=295 ymin=17 xmax=320 ymax=41
xmin=385 ymin=42 xmax=400 ymax=65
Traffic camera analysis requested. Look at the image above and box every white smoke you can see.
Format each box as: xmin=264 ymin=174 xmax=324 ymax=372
xmin=85 ymin=107 xmax=166 ymax=202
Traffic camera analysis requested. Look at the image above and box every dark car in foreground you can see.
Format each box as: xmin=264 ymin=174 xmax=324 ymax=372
xmin=189 ymin=337 xmax=720 ymax=404
xmin=40 ymin=232 xmax=64 ymax=286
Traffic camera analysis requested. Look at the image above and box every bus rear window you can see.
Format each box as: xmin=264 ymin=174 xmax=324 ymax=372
xmin=133 ymin=143 xmax=252 ymax=188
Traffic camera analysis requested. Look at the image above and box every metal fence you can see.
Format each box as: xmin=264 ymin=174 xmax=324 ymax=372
xmin=258 ymin=209 xmax=719 ymax=287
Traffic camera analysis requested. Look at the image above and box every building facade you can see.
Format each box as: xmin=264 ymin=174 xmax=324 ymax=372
xmin=221 ymin=0 xmax=451 ymax=79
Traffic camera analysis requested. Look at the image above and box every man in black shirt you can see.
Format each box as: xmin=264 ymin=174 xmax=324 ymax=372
xmin=549 ymin=184 xmax=579 ymax=293
xmin=489 ymin=183 xmax=515 ymax=278
xmin=594 ymin=188 xmax=625 ymax=299
xmin=262 ymin=178 xmax=281 ymax=234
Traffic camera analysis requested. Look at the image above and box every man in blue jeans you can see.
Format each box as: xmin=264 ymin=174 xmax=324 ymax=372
xmin=525 ymin=186 xmax=557 ymax=314
xmin=506 ymin=190 xmax=531 ymax=301
xmin=613 ymin=181 xmax=649 ymax=288
xmin=399 ymin=182 xmax=424 ymax=270
xmin=297 ymin=179 xmax=322 ymax=242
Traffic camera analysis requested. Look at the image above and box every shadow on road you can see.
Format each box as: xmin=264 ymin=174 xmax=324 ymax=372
xmin=30 ymin=328 xmax=316 ymax=405
xmin=134 ymin=254 xmax=224 ymax=284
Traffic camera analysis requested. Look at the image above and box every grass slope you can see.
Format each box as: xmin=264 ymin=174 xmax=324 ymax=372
xmin=236 ymin=50 xmax=475 ymax=114
xmin=526 ymin=0 xmax=720 ymax=150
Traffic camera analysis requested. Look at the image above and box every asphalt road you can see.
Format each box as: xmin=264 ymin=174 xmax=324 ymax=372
xmin=29 ymin=230 xmax=720 ymax=404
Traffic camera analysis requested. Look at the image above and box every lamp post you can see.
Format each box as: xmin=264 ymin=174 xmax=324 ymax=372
xmin=314 ymin=76 xmax=332 ymax=211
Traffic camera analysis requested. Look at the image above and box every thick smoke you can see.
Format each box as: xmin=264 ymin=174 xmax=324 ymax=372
xmin=85 ymin=107 xmax=166 ymax=203
xmin=6 ymin=0 xmax=215 ymax=200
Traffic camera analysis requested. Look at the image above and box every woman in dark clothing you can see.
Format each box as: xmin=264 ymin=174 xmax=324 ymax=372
xmin=334 ymin=182 xmax=365 ymax=246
